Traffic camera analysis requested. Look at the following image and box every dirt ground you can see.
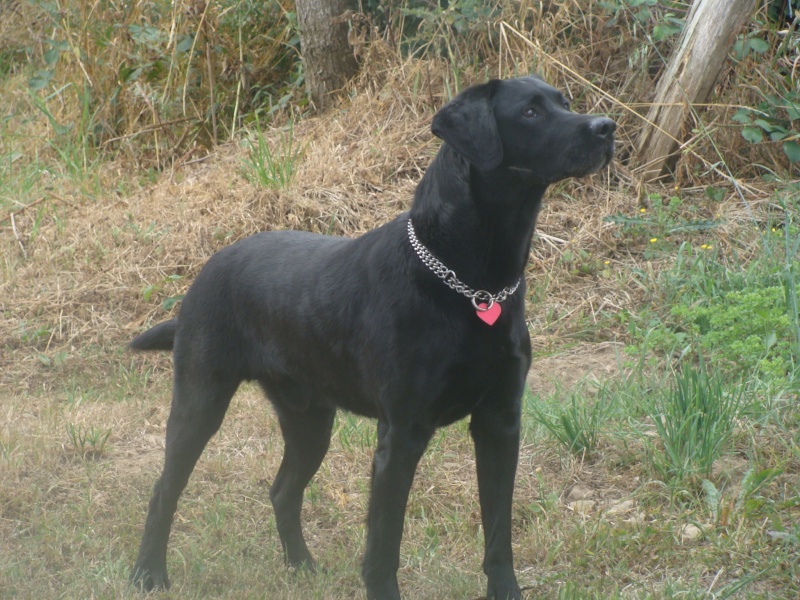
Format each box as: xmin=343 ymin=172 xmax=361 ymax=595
xmin=527 ymin=342 xmax=625 ymax=397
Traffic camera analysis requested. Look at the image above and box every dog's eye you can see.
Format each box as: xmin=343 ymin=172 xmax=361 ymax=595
xmin=562 ymin=100 xmax=571 ymax=110
xmin=523 ymin=108 xmax=538 ymax=118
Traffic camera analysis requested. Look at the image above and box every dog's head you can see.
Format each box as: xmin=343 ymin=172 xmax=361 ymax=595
xmin=431 ymin=75 xmax=615 ymax=184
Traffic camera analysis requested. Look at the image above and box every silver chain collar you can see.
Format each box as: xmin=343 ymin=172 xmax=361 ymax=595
xmin=407 ymin=218 xmax=521 ymax=311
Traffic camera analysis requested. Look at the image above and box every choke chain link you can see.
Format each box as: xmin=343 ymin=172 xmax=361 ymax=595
xmin=407 ymin=218 xmax=520 ymax=310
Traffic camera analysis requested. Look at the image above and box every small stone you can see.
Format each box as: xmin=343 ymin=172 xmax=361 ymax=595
xmin=680 ymin=523 xmax=703 ymax=542
xmin=624 ymin=511 xmax=646 ymax=524
xmin=605 ymin=499 xmax=635 ymax=515
xmin=567 ymin=484 xmax=594 ymax=501
xmin=567 ymin=500 xmax=595 ymax=514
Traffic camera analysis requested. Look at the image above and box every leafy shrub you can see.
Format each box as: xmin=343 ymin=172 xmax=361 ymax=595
xmin=732 ymin=7 xmax=800 ymax=164
xmin=625 ymin=201 xmax=800 ymax=388
xmin=599 ymin=0 xmax=686 ymax=41
xmin=671 ymin=285 xmax=794 ymax=380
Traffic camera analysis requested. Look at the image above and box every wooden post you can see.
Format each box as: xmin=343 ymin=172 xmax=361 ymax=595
xmin=635 ymin=0 xmax=757 ymax=182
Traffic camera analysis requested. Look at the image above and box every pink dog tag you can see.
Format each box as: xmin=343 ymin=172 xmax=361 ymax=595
xmin=475 ymin=302 xmax=501 ymax=325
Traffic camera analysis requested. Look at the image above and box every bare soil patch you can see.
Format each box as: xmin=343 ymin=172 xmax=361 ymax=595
xmin=527 ymin=342 xmax=626 ymax=397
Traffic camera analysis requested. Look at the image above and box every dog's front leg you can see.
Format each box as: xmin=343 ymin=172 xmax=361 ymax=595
xmin=362 ymin=419 xmax=432 ymax=600
xmin=470 ymin=397 xmax=523 ymax=600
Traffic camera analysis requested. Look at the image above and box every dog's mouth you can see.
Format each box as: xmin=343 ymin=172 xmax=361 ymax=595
xmin=506 ymin=133 xmax=615 ymax=184
xmin=564 ymin=138 xmax=615 ymax=179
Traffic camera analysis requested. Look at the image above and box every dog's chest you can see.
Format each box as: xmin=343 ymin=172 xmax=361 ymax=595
xmin=426 ymin=336 xmax=526 ymax=427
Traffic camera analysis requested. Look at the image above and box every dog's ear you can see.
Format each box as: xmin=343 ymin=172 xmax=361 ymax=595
xmin=431 ymin=80 xmax=503 ymax=171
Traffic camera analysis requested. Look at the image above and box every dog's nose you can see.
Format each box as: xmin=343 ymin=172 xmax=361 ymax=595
xmin=588 ymin=117 xmax=616 ymax=139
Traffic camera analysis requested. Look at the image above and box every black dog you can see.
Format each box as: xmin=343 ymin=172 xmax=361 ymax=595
xmin=129 ymin=75 xmax=615 ymax=600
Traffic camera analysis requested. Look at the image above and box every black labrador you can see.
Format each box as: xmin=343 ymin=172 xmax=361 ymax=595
xmin=128 ymin=75 xmax=615 ymax=600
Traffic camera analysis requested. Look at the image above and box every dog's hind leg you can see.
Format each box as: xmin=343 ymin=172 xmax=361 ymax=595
xmin=131 ymin=372 xmax=239 ymax=590
xmin=269 ymin=403 xmax=335 ymax=570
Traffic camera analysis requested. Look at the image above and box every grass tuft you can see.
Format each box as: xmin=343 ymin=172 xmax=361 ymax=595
xmin=646 ymin=363 xmax=745 ymax=484
xmin=241 ymin=116 xmax=304 ymax=189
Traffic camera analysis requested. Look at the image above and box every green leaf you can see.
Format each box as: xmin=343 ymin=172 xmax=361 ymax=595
xmin=747 ymin=38 xmax=769 ymax=54
xmin=733 ymin=39 xmax=746 ymax=60
xmin=28 ymin=69 xmax=54 ymax=91
xmin=785 ymin=101 xmax=800 ymax=122
xmin=176 ymin=34 xmax=194 ymax=53
xmin=783 ymin=140 xmax=800 ymax=163
xmin=705 ymin=186 xmax=725 ymax=202
xmin=753 ymin=119 xmax=775 ymax=132
xmin=653 ymin=23 xmax=681 ymax=41
xmin=732 ymin=109 xmax=753 ymax=124
xmin=765 ymin=331 xmax=777 ymax=351
xmin=162 ymin=295 xmax=184 ymax=311
xmin=142 ymin=284 xmax=156 ymax=303
xmin=741 ymin=127 xmax=764 ymax=144
xmin=43 ymin=48 xmax=61 ymax=65
xmin=119 ymin=64 xmax=144 ymax=83
xmin=702 ymin=479 xmax=720 ymax=520
xmin=770 ymin=130 xmax=788 ymax=141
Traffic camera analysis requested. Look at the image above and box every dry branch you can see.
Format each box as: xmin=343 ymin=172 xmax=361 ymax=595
xmin=634 ymin=0 xmax=758 ymax=182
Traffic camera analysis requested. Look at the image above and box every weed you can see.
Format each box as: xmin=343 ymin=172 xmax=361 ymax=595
xmin=241 ymin=116 xmax=304 ymax=189
xmin=671 ymin=285 xmax=795 ymax=380
xmin=646 ymin=363 xmax=745 ymax=484
xmin=37 ymin=350 xmax=68 ymax=368
xmin=335 ymin=413 xmax=376 ymax=453
xmin=625 ymin=198 xmax=800 ymax=388
xmin=529 ymin=390 xmax=610 ymax=457
xmin=605 ymin=193 xmax=720 ymax=258
xmin=28 ymin=86 xmax=100 ymax=180
xmin=64 ymin=423 xmax=112 ymax=459
xmin=142 ymin=273 xmax=185 ymax=312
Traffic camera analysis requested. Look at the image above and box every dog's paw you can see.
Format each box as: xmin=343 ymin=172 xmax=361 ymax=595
xmin=486 ymin=578 xmax=522 ymax=600
xmin=130 ymin=564 xmax=170 ymax=592
xmin=288 ymin=557 xmax=322 ymax=575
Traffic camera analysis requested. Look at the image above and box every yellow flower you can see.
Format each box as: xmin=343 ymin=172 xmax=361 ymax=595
xmin=604 ymin=260 xmax=610 ymax=265
xmin=639 ymin=208 xmax=647 ymax=213
xmin=650 ymin=238 xmax=658 ymax=243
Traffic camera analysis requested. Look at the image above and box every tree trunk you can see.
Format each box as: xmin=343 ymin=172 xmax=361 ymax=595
xmin=295 ymin=0 xmax=359 ymax=111
xmin=635 ymin=0 xmax=758 ymax=182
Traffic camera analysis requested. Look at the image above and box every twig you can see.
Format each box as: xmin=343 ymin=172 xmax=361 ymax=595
xmin=204 ymin=16 xmax=218 ymax=142
xmin=101 ymin=117 xmax=194 ymax=147
xmin=0 ymin=196 xmax=50 ymax=225
xmin=10 ymin=212 xmax=27 ymax=258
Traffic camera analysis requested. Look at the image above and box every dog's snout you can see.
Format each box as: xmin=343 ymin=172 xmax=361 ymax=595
xmin=588 ymin=117 xmax=616 ymax=139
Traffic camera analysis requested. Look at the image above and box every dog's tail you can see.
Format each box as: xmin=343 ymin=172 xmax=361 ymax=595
xmin=129 ymin=319 xmax=177 ymax=351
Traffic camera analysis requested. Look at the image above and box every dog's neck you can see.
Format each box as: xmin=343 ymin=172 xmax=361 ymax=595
xmin=409 ymin=144 xmax=545 ymax=294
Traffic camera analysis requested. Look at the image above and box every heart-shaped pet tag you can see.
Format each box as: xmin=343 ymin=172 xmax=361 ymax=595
xmin=475 ymin=302 xmax=501 ymax=326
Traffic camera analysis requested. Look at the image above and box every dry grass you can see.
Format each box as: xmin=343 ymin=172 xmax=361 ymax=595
xmin=2 ymin=1 xmax=799 ymax=598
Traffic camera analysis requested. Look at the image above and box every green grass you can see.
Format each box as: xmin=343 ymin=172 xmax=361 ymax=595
xmin=528 ymin=388 xmax=613 ymax=457
xmin=645 ymin=363 xmax=745 ymax=485
xmin=241 ymin=115 xmax=305 ymax=189
xmin=623 ymin=197 xmax=800 ymax=395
